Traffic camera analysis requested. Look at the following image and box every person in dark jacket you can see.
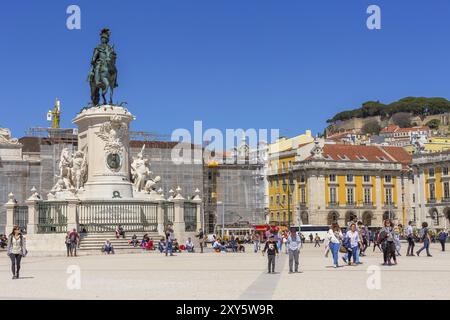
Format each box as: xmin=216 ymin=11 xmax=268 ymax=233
xmin=195 ymin=228 xmax=205 ymax=253
xmin=262 ymin=235 xmax=279 ymax=273
xmin=6 ymin=226 xmax=27 ymax=279
xmin=379 ymin=220 xmax=397 ymax=266
xmin=438 ymin=230 xmax=448 ymax=252
xmin=416 ymin=222 xmax=432 ymax=257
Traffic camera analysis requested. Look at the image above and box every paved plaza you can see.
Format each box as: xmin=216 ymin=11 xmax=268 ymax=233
xmin=0 ymin=243 xmax=449 ymax=300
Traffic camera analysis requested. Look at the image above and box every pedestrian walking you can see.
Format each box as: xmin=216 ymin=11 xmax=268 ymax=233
xmin=314 ymin=233 xmax=321 ymax=247
xmin=252 ymin=232 xmax=260 ymax=253
xmin=380 ymin=219 xmax=397 ymax=266
xmin=286 ymin=228 xmax=302 ymax=273
xmin=416 ymin=222 xmax=432 ymax=257
xmin=262 ymin=235 xmax=279 ymax=274
xmin=405 ymin=221 xmax=415 ymax=256
xmin=438 ymin=230 xmax=448 ymax=252
xmin=309 ymin=233 xmax=313 ymax=243
xmin=68 ymin=228 xmax=80 ymax=257
xmin=65 ymin=231 xmax=72 ymax=257
xmin=195 ymin=228 xmax=205 ymax=253
xmin=7 ymin=226 xmax=27 ymax=279
xmin=327 ymin=223 xmax=343 ymax=268
xmin=343 ymin=223 xmax=361 ymax=266
xmin=165 ymin=223 xmax=175 ymax=256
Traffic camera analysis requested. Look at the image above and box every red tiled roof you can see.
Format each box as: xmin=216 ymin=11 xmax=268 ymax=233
xmin=305 ymin=144 xmax=412 ymax=165
xmin=380 ymin=146 xmax=412 ymax=165
xmin=381 ymin=125 xmax=430 ymax=134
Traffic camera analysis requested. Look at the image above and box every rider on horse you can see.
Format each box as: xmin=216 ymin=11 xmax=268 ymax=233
xmin=88 ymin=28 xmax=118 ymax=106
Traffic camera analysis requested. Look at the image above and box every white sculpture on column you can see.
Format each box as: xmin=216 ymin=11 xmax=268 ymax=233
xmin=0 ymin=128 xmax=19 ymax=145
xmin=131 ymin=145 xmax=151 ymax=192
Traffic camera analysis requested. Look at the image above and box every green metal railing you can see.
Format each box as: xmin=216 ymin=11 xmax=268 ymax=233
xmin=184 ymin=202 xmax=197 ymax=232
xmin=78 ymin=201 xmax=158 ymax=233
xmin=37 ymin=201 xmax=68 ymax=233
xmin=13 ymin=206 xmax=29 ymax=234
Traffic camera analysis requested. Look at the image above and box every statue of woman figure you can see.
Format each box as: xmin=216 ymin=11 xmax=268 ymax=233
xmin=71 ymin=151 xmax=87 ymax=189
xmin=131 ymin=145 xmax=151 ymax=192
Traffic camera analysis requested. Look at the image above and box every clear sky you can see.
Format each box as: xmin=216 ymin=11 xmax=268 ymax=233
xmin=1 ymin=0 xmax=450 ymax=139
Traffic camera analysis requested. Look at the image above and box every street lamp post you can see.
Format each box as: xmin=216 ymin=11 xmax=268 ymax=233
xmin=282 ymin=172 xmax=295 ymax=228
xmin=217 ymin=201 xmax=225 ymax=238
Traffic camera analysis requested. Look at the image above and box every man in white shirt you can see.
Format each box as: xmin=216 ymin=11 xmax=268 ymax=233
xmin=286 ymin=228 xmax=302 ymax=273
xmin=406 ymin=221 xmax=415 ymax=256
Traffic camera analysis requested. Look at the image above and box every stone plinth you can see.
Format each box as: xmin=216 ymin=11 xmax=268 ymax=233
xmin=73 ymin=106 xmax=134 ymax=199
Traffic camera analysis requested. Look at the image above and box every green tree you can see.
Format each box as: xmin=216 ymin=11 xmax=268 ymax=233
xmin=426 ymin=119 xmax=440 ymax=130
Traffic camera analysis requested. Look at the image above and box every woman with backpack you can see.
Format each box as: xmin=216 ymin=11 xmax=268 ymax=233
xmin=6 ymin=225 xmax=27 ymax=279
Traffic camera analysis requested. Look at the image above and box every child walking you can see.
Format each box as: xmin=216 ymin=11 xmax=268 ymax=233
xmin=262 ymin=235 xmax=279 ymax=273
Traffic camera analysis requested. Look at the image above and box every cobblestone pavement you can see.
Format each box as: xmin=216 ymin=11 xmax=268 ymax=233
xmin=0 ymin=243 xmax=448 ymax=299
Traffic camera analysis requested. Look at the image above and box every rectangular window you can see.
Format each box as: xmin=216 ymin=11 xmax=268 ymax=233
xmin=329 ymin=187 xmax=337 ymax=204
xmin=276 ymin=179 xmax=279 ymax=188
xmin=282 ymin=194 xmax=286 ymax=204
xmin=444 ymin=182 xmax=450 ymax=199
xmin=346 ymin=174 xmax=354 ymax=183
xmin=276 ymin=212 xmax=280 ymax=221
xmin=444 ymin=167 xmax=449 ymax=176
xmin=412 ymin=193 xmax=416 ymax=203
xmin=276 ymin=194 xmax=280 ymax=204
xmin=301 ymin=188 xmax=306 ymax=204
xmin=364 ymin=188 xmax=371 ymax=204
xmin=329 ymin=174 xmax=336 ymax=182
xmin=429 ymin=168 xmax=435 ymax=177
xmin=300 ymin=175 xmax=306 ymax=183
xmin=270 ymin=196 xmax=274 ymax=205
xmin=385 ymin=175 xmax=392 ymax=183
xmin=347 ymin=188 xmax=354 ymax=204
xmin=429 ymin=183 xmax=436 ymax=200
xmin=385 ymin=188 xmax=393 ymax=204
xmin=363 ymin=175 xmax=371 ymax=183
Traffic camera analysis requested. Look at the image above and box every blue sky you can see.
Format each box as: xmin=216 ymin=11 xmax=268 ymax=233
xmin=1 ymin=0 xmax=450 ymax=139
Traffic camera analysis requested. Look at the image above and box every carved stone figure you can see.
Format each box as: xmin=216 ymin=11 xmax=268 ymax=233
xmin=131 ymin=145 xmax=151 ymax=192
xmin=144 ymin=176 xmax=161 ymax=194
xmin=71 ymin=150 xmax=88 ymax=189
xmin=51 ymin=148 xmax=88 ymax=195
xmin=0 ymin=128 xmax=19 ymax=145
xmin=58 ymin=148 xmax=74 ymax=189
xmin=88 ymin=28 xmax=118 ymax=106
xmin=96 ymin=115 xmax=128 ymax=156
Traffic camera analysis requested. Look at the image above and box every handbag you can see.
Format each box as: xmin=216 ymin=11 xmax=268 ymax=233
xmin=339 ymin=245 xmax=347 ymax=253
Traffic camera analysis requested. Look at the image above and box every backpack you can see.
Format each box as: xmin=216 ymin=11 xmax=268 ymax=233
xmin=342 ymin=235 xmax=351 ymax=249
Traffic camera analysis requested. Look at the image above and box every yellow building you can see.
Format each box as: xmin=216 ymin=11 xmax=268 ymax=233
xmin=269 ymin=138 xmax=413 ymax=227
xmin=267 ymin=130 xmax=314 ymax=226
xmin=411 ymin=151 xmax=450 ymax=229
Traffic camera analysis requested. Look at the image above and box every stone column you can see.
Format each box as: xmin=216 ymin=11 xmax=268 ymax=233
xmin=374 ymin=175 xmax=383 ymax=226
xmin=173 ymin=196 xmax=186 ymax=237
xmin=192 ymin=188 xmax=202 ymax=232
xmin=5 ymin=193 xmax=16 ymax=234
xmin=26 ymin=199 xmax=39 ymax=234
xmin=156 ymin=199 xmax=165 ymax=236
xmin=66 ymin=197 xmax=80 ymax=232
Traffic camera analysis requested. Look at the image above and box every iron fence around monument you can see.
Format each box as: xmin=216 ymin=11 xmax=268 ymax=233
xmin=184 ymin=202 xmax=197 ymax=232
xmin=13 ymin=206 xmax=29 ymax=234
xmin=78 ymin=201 xmax=158 ymax=233
xmin=37 ymin=201 xmax=68 ymax=233
xmin=163 ymin=202 xmax=175 ymax=226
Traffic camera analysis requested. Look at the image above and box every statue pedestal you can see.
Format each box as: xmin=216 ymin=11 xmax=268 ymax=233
xmin=73 ymin=105 xmax=134 ymax=199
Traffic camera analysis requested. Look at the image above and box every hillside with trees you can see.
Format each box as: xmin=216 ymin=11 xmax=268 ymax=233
xmin=327 ymin=97 xmax=450 ymax=123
